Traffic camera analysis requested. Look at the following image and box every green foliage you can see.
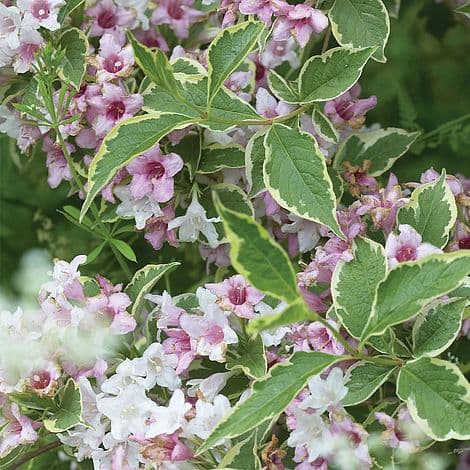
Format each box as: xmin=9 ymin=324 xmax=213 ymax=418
xmin=43 ymin=379 xmax=82 ymax=433
xmin=198 ymin=352 xmax=344 ymax=453
xmin=412 ymin=298 xmax=466 ymax=358
xmin=207 ymin=21 xmax=265 ymax=106
xmin=343 ymin=362 xmax=396 ymax=406
xmin=58 ymin=28 xmax=88 ymax=91
xmin=214 ymin=195 xmax=299 ymax=303
xmin=264 ymin=124 xmax=343 ymax=237
xmin=226 ymin=332 xmax=267 ymax=379
xmin=332 ymin=237 xmax=387 ymax=339
xmin=333 ymin=127 xmax=420 ymax=176
xmin=125 ymin=263 xmax=180 ymax=316
xmin=396 ymin=357 xmax=470 ymax=440
xmin=329 ymin=0 xmax=390 ymax=62
xmin=397 ymin=171 xmax=457 ymax=248
xmin=363 ymin=251 xmax=470 ymax=340
xmin=298 ymin=47 xmax=376 ymax=103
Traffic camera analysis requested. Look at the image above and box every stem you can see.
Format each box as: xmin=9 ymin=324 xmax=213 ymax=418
xmin=321 ymin=27 xmax=332 ymax=54
xmin=311 ymin=313 xmax=401 ymax=367
xmin=8 ymin=441 xmax=61 ymax=469
xmin=110 ymin=244 xmax=133 ymax=280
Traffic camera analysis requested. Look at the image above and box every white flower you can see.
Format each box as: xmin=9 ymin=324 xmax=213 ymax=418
xmin=287 ymin=408 xmax=332 ymax=462
xmin=168 ymin=193 xmax=220 ymax=248
xmin=114 ymin=185 xmax=163 ymax=230
xmin=142 ymin=342 xmax=181 ymax=391
xmin=100 ymin=358 xmax=148 ymax=395
xmin=0 ymin=4 xmax=23 ymax=49
xmin=146 ymin=389 xmax=191 ymax=438
xmin=186 ymin=372 xmax=234 ymax=402
xmin=281 ymin=213 xmax=320 ymax=253
xmin=254 ymin=301 xmax=291 ymax=347
xmin=18 ymin=0 xmax=64 ymax=31
xmin=97 ymin=384 xmax=157 ymax=440
xmin=0 ymin=105 xmax=20 ymax=139
xmin=115 ymin=0 xmax=150 ymax=29
xmin=185 ymin=395 xmax=231 ymax=440
xmin=300 ymin=368 xmax=348 ymax=414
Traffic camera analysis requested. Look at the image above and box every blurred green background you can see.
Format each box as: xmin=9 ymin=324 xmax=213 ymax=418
xmin=1 ymin=0 xmax=469 ymax=296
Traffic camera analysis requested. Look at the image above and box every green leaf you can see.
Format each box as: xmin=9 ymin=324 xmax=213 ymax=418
xmin=396 ymin=357 xmax=470 ymax=441
xmin=198 ymin=146 xmax=245 ymax=173
xmin=333 ymin=127 xmax=420 ymax=176
xmin=9 ymin=391 xmax=55 ymax=411
xmin=125 ymin=263 xmax=180 ymax=316
xmin=172 ymin=132 xmax=202 ymax=180
xmin=58 ymin=28 xmax=88 ymax=91
xmin=329 ymin=0 xmax=390 ymax=63
xmin=331 ymin=237 xmax=387 ymax=339
xmin=212 ymin=184 xmax=254 ymax=217
xmin=298 ymin=46 xmax=376 ymax=104
xmin=246 ymin=129 xmax=267 ymax=197
xmin=226 ymin=332 xmax=267 ymax=379
xmin=264 ymin=124 xmax=343 ymax=238
xmin=397 ymin=171 xmax=457 ymax=249
xmin=268 ymin=71 xmax=301 ymax=103
xmin=343 ymin=362 xmax=396 ymax=406
xmin=312 ymin=108 xmax=339 ymax=144
xmin=412 ymin=298 xmax=466 ymax=358
xmin=197 ymin=351 xmax=344 ymax=453
xmin=127 ymin=32 xmax=179 ymax=96
xmin=217 ymin=428 xmax=264 ymax=470
xmin=455 ymin=2 xmax=470 ymax=19
xmin=44 ymin=379 xmax=82 ymax=432
xmin=143 ymin=84 xmax=201 ymax=118
xmin=247 ymin=298 xmax=313 ymax=337
xmin=363 ymin=251 xmax=470 ymax=341
xmin=81 ymin=113 xmax=196 ymax=220
xmin=110 ymin=239 xmax=136 ymax=262
xmin=214 ymin=195 xmax=299 ymax=303
xmin=58 ymin=0 xmax=85 ymax=25
xmin=207 ymin=21 xmax=265 ymax=106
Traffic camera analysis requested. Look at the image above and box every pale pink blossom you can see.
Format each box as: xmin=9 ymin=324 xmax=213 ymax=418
xmin=87 ymin=83 xmax=143 ymax=138
xmin=87 ymin=0 xmax=135 ymax=36
xmin=273 ymin=3 xmax=328 ymax=48
xmin=18 ymin=0 xmax=64 ymax=31
xmin=385 ymin=224 xmax=442 ymax=268
xmin=151 ymin=0 xmax=204 ymax=39
xmin=206 ymin=274 xmax=264 ymax=319
xmin=144 ymin=206 xmax=179 ymax=251
xmin=42 ymin=135 xmax=74 ymax=189
xmin=13 ymin=28 xmax=43 ymax=73
xmin=96 ymin=34 xmax=134 ymax=82
xmin=324 ymin=84 xmax=377 ymax=129
xmin=127 ymin=146 xmax=183 ymax=203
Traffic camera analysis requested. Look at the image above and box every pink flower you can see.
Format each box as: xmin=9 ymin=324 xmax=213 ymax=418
xmin=162 ymin=329 xmax=195 ymax=374
xmin=144 ymin=206 xmax=179 ymax=251
xmin=18 ymin=0 xmax=64 ymax=31
xmin=239 ymin=0 xmax=276 ymax=25
xmin=206 ymin=275 xmax=264 ymax=319
xmin=324 ymin=84 xmax=377 ymax=129
xmin=290 ymin=319 xmax=345 ymax=355
xmin=256 ymin=87 xmax=293 ymax=118
xmin=87 ymin=0 xmax=135 ymax=37
xmin=42 ymin=134 xmax=74 ymax=189
xmin=356 ymin=173 xmax=407 ymax=235
xmin=225 ymin=71 xmax=252 ymax=102
xmin=0 ymin=395 xmax=40 ymax=458
xmin=341 ymin=161 xmax=379 ymax=198
xmin=151 ymin=0 xmax=204 ymax=39
xmin=95 ymin=34 xmax=134 ymax=82
xmin=126 ymin=147 xmax=183 ymax=203
xmin=273 ymin=3 xmax=328 ymax=48
xmin=133 ymin=28 xmax=169 ymax=51
xmin=375 ymin=407 xmax=423 ymax=452
xmin=449 ymin=221 xmax=470 ymax=251
xmin=13 ymin=29 xmax=43 ymax=73
xmin=420 ymin=168 xmax=464 ymax=197
xmin=385 ymin=224 xmax=442 ymax=268
xmin=140 ymin=433 xmax=193 ymax=464
xmin=87 ymin=275 xmax=136 ymax=334
xmin=199 ymin=243 xmax=231 ymax=270
xmin=87 ymin=83 xmax=143 ymax=138
xmin=28 ymin=363 xmax=60 ymax=395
